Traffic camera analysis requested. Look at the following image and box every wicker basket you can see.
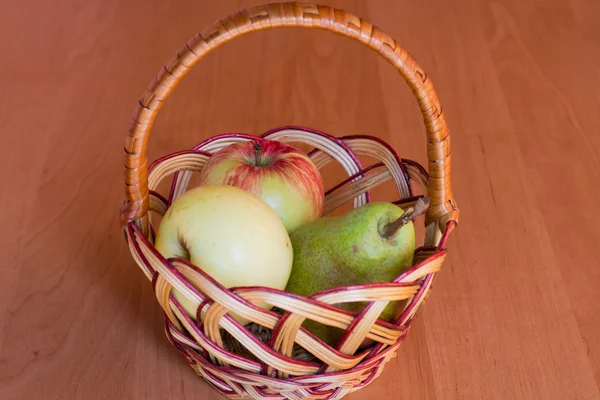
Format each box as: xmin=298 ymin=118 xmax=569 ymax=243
xmin=120 ymin=3 xmax=459 ymax=399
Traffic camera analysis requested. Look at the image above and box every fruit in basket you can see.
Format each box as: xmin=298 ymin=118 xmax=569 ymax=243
xmin=284 ymin=198 xmax=429 ymax=346
xmin=196 ymin=138 xmax=324 ymax=233
xmin=153 ymin=184 xmax=293 ymax=325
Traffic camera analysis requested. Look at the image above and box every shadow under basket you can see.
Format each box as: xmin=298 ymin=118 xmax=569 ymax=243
xmin=120 ymin=3 xmax=460 ymax=400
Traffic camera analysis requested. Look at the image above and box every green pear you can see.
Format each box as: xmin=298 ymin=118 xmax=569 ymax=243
xmin=284 ymin=198 xmax=429 ymax=346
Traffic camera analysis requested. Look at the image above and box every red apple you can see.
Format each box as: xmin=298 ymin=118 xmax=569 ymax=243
xmin=197 ymin=138 xmax=324 ymax=232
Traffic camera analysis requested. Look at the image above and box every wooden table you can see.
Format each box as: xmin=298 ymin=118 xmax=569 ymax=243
xmin=1 ymin=1 xmax=599 ymax=399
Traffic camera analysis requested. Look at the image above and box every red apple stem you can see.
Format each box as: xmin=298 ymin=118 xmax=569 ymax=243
xmin=254 ymin=142 xmax=263 ymax=166
xmin=381 ymin=197 xmax=430 ymax=239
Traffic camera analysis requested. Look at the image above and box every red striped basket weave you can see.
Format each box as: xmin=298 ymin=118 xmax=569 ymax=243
xmin=120 ymin=3 xmax=459 ymax=400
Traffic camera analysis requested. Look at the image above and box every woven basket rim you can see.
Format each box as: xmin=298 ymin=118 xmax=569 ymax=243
xmin=131 ymin=216 xmax=445 ymax=332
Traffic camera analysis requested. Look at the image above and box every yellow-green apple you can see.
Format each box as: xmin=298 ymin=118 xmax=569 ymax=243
xmin=196 ymin=138 xmax=324 ymax=233
xmin=153 ymin=184 xmax=293 ymax=325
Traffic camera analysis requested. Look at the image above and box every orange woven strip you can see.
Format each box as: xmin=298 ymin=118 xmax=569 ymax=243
xmin=120 ymin=3 xmax=459 ymax=230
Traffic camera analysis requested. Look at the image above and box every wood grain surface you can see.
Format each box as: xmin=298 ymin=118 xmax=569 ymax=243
xmin=1 ymin=0 xmax=599 ymax=399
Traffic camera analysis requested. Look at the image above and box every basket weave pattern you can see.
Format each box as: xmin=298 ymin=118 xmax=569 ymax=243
xmin=120 ymin=3 xmax=459 ymax=400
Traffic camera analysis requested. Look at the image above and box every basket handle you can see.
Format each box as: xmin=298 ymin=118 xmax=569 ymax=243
xmin=121 ymin=2 xmax=459 ymax=230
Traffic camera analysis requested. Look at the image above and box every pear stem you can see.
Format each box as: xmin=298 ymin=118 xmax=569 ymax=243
xmin=381 ymin=197 xmax=430 ymax=239
xmin=254 ymin=143 xmax=263 ymax=166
